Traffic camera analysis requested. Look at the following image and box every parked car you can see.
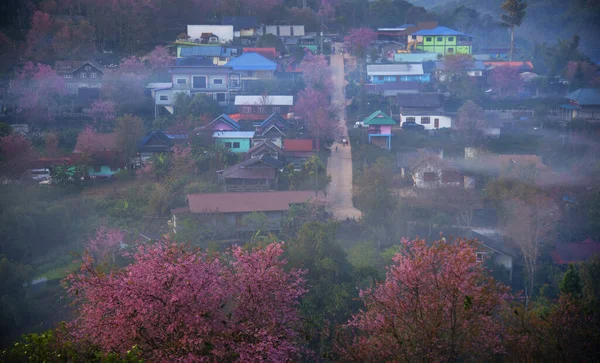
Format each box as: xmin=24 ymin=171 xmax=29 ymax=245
xmin=401 ymin=122 xmax=425 ymax=131
xmin=28 ymin=168 xmax=51 ymax=181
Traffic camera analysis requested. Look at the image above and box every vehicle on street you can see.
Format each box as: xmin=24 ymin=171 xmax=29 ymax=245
xmin=401 ymin=122 xmax=425 ymax=131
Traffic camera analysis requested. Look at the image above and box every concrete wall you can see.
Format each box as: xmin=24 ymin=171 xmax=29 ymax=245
xmin=401 ymin=114 xmax=452 ymax=130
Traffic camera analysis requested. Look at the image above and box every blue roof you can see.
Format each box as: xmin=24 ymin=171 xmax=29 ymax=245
xmin=225 ymin=53 xmax=277 ymax=71
xmin=259 ymin=113 xmax=292 ymax=129
xmin=412 ymin=26 xmax=470 ymax=37
xmin=566 ymin=88 xmax=600 ymax=106
xmin=180 ymin=46 xmax=232 ymax=58
xmin=207 ymin=114 xmax=240 ymax=131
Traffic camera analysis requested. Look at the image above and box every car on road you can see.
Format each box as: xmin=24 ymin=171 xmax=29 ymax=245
xmin=401 ymin=122 xmax=425 ymax=131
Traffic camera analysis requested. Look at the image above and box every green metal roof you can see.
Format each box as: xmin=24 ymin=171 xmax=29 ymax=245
xmin=362 ymin=110 xmax=396 ymax=125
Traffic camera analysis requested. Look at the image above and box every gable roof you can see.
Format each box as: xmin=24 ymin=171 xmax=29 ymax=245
xmin=186 ymin=190 xmax=317 ymax=214
xmin=139 ymin=130 xmax=172 ymax=151
xmin=179 ymin=46 xmax=232 ymax=58
xmin=362 ymin=110 xmax=396 ymax=125
xmin=260 ymin=124 xmax=286 ymax=137
xmin=259 ymin=113 xmax=292 ymax=129
xmin=243 ymin=47 xmax=278 ymax=60
xmin=54 ymin=60 xmax=103 ymax=74
xmin=412 ymin=26 xmax=469 ymax=37
xmin=283 ymin=139 xmax=315 ymax=152
xmin=206 ymin=114 xmax=240 ymax=131
xmin=248 ymin=140 xmax=283 ymax=155
xmin=222 ymin=16 xmax=257 ymax=31
xmin=225 ymin=52 xmax=277 ymax=71
xmin=235 ymin=95 xmax=294 ymax=106
xmin=367 ymin=63 xmax=424 ymax=76
xmin=219 ymin=154 xmax=285 ymax=179
xmin=397 ymin=93 xmax=442 ymax=108
xmin=212 ymin=131 xmax=255 ymax=139
xmin=566 ymin=88 xmax=600 ymax=106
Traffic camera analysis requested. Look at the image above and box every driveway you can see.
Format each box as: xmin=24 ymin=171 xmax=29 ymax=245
xmin=326 ymin=51 xmax=362 ymax=220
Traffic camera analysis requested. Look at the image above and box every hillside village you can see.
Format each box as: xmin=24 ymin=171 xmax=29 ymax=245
xmin=1 ymin=0 xmax=600 ymax=360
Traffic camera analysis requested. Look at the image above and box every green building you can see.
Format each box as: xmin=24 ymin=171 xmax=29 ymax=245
xmin=411 ymin=26 xmax=472 ymax=55
xmin=213 ymin=131 xmax=255 ymax=153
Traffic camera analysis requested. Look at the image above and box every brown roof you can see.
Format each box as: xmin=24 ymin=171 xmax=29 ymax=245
xmin=283 ymin=139 xmax=315 ymax=152
xmin=218 ymin=157 xmax=280 ymax=180
xmin=73 ymin=132 xmax=119 ymax=153
xmin=187 ymin=191 xmax=317 ymax=214
xmin=54 ymin=60 xmax=103 ymax=73
xmin=248 ymin=140 xmax=283 ymax=155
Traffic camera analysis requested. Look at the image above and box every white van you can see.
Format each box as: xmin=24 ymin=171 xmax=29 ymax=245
xmin=29 ymin=168 xmax=51 ymax=182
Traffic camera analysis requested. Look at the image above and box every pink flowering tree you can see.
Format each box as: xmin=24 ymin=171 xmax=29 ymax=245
xmin=11 ymin=62 xmax=67 ymax=124
xmin=0 ymin=134 xmax=35 ymax=177
xmin=90 ymin=100 xmax=117 ymax=131
xmin=144 ymin=46 xmax=175 ymax=72
xmin=300 ymin=53 xmax=333 ymax=92
xmin=344 ymin=27 xmax=377 ymax=57
xmin=24 ymin=11 xmax=54 ymax=62
xmin=64 ymin=241 xmax=307 ymax=361
xmin=488 ymin=66 xmax=523 ymax=97
xmin=295 ymin=87 xmax=340 ymax=142
xmin=318 ymin=0 xmax=338 ymax=21
xmin=336 ymin=238 xmax=511 ymax=361
xmin=86 ymin=226 xmax=125 ymax=264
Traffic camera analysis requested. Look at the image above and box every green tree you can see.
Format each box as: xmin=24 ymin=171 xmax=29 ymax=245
xmin=114 ymin=114 xmax=145 ymax=167
xmin=500 ymin=0 xmax=527 ymax=61
xmin=353 ymin=157 xmax=396 ymax=224
xmin=256 ymin=34 xmax=285 ymax=53
xmin=0 ymin=255 xmax=30 ymax=345
xmin=560 ymin=264 xmax=581 ymax=298
xmin=0 ymin=122 xmax=11 ymax=137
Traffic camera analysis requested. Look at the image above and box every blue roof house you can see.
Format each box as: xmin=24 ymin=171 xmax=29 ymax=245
xmin=225 ymin=53 xmax=277 ymax=86
xmin=410 ymin=26 xmax=473 ymax=55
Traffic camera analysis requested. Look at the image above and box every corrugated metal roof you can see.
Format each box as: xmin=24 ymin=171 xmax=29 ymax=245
xmin=367 ymin=64 xmax=424 ymax=76
xmin=235 ymin=95 xmax=293 ymax=106
xmin=212 ymin=131 xmax=255 ymax=138
xmin=412 ymin=26 xmax=469 ymax=37
xmin=180 ymin=46 xmax=232 ymax=57
xmin=393 ymin=53 xmax=438 ymax=63
xmin=362 ymin=110 xmax=396 ymax=125
xmin=186 ymin=191 xmax=317 ymax=213
xmin=566 ymin=88 xmax=600 ymax=106
xmin=225 ymin=52 xmax=277 ymax=71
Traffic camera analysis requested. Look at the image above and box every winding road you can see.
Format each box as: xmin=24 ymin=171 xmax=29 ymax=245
xmin=326 ymin=50 xmax=362 ymax=220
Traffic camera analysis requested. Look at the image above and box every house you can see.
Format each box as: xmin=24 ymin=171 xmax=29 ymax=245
xmin=400 ymin=111 xmax=452 ymax=130
xmin=213 ymin=131 xmax=255 ymax=153
xmin=222 ymin=16 xmax=258 ymax=38
xmin=283 ymin=139 xmax=319 ymax=169
xmin=54 ymin=60 xmax=104 ymax=95
xmin=552 ymin=239 xmax=600 ymax=265
xmin=248 ymin=140 xmax=284 ymax=160
xmin=557 ymin=88 xmax=600 ymax=122
xmin=393 ymin=53 xmax=438 ymax=63
xmin=298 ymin=36 xmax=319 ymax=53
xmin=253 ymin=113 xmax=292 ymax=147
xmin=204 ymin=114 xmax=240 ymax=131
xmin=72 ymin=132 xmax=125 ymax=177
xmin=411 ymin=154 xmax=464 ymax=189
xmin=377 ymin=22 xmax=438 ymax=44
xmin=435 ymin=59 xmax=486 ymax=80
xmin=178 ymin=46 xmax=232 ymax=65
xmin=225 ymin=53 xmax=277 ymax=87
xmin=256 ymin=25 xmax=305 ymax=38
xmin=235 ymin=95 xmax=293 ymax=115
xmin=471 ymin=229 xmax=516 ymax=281
xmin=397 ymin=93 xmax=443 ymax=112
xmin=362 ymin=110 xmax=395 ymax=150
xmin=171 ymin=190 xmax=318 ymax=234
xmin=217 ymin=154 xmax=285 ymax=192
xmin=365 ymin=82 xmax=421 ymax=96
xmin=134 ymin=130 xmax=189 ymax=166
xmin=153 ymin=64 xmax=235 ymax=117
xmin=187 ymin=25 xmax=234 ymax=43
xmin=367 ymin=64 xmax=431 ymax=84
xmin=410 ymin=26 xmax=473 ymax=55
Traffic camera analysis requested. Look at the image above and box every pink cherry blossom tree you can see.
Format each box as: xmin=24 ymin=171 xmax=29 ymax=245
xmin=144 ymin=46 xmax=175 ymax=72
xmin=344 ymin=27 xmax=377 ymax=57
xmin=0 ymin=134 xmax=35 ymax=177
xmin=336 ymin=238 xmax=511 ymax=361
xmin=300 ymin=53 xmax=333 ymax=93
xmin=295 ymin=87 xmax=340 ymax=141
xmin=89 ymin=100 xmax=117 ymax=131
xmin=488 ymin=66 xmax=523 ymax=97
xmin=86 ymin=225 xmax=125 ymax=264
xmin=64 ymin=241 xmax=307 ymax=361
xmin=11 ymin=62 xmax=67 ymax=124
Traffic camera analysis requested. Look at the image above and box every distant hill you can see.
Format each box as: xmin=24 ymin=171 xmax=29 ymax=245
xmin=409 ymin=0 xmax=600 ymax=60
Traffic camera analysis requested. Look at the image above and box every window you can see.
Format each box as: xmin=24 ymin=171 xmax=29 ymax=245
xmin=80 ymin=72 xmax=86 ymax=78
xmin=176 ymin=78 xmax=187 ymax=84
xmin=90 ymin=72 xmax=97 ymax=78
xmin=420 ymin=117 xmax=431 ymax=124
xmin=448 ymin=37 xmax=454 ymax=42
xmin=423 ymin=172 xmax=436 ymax=182
xmin=258 ymin=106 xmax=266 ymax=113
xmin=159 ymin=95 xmax=168 ymax=101
xmin=192 ymin=76 xmax=207 ymax=88
xmin=216 ymin=93 xmax=226 ymax=102
xmin=272 ymin=106 xmax=281 ymax=113
xmin=85 ymin=65 xmax=91 ymax=71
xmin=232 ymin=142 xmax=240 ymax=148
xmin=64 ymin=74 xmax=73 ymax=79
xmin=93 ymin=165 xmax=101 ymax=173
xmin=476 ymin=252 xmax=486 ymax=263
xmin=377 ymin=76 xmax=384 ymax=81
xmin=426 ymin=37 xmax=432 ymax=42
xmin=437 ymin=37 xmax=443 ymax=42
xmin=241 ymin=106 xmax=252 ymax=113
xmin=219 ymin=56 xmax=227 ymax=62
xmin=213 ymin=78 xmax=223 ymax=85
xmin=406 ymin=117 xmax=416 ymax=123
xmin=110 ymin=166 xmax=119 ymax=172
xmin=447 ymin=47 xmax=454 ymax=53
xmin=224 ymin=142 xmax=232 ymax=148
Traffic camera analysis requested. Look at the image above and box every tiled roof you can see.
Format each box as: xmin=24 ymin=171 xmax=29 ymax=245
xmin=225 ymin=52 xmax=277 ymax=71
xmin=283 ymin=139 xmax=315 ymax=152
xmin=186 ymin=191 xmax=317 ymax=214
xmin=412 ymin=26 xmax=469 ymax=37
xmin=54 ymin=60 xmax=103 ymax=73
xmin=566 ymin=88 xmax=600 ymax=106
xmin=362 ymin=110 xmax=396 ymax=125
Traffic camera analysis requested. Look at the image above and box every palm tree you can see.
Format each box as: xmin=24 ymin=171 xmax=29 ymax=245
xmin=500 ymin=0 xmax=527 ymax=61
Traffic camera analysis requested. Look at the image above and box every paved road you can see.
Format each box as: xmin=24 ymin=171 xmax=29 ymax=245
xmin=326 ymin=52 xmax=362 ymax=221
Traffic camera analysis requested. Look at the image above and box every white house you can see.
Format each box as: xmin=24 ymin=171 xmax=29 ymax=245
xmin=400 ymin=112 xmax=452 ymax=130
xmin=187 ymin=25 xmax=234 ymax=43
xmin=367 ymin=64 xmax=431 ymax=83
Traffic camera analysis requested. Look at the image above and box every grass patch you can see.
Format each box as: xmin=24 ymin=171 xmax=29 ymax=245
xmin=34 ymin=261 xmax=80 ymax=281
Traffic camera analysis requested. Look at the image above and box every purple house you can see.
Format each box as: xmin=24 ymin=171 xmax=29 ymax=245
xmin=204 ymin=114 xmax=240 ymax=131
xmin=362 ymin=110 xmax=395 ymax=150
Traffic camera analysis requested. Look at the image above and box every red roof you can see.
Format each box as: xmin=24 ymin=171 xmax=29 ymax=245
xmin=185 ymin=191 xmax=317 ymax=214
xmin=283 ymin=139 xmax=316 ymax=152
xmin=243 ymin=47 xmax=279 ymax=59
xmin=552 ymin=240 xmax=600 ymax=265
xmin=73 ymin=132 xmax=119 ymax=153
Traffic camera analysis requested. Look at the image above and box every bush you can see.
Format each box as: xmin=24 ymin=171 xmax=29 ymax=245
xmin=113 ymin=169 xmax=134 ymax=181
